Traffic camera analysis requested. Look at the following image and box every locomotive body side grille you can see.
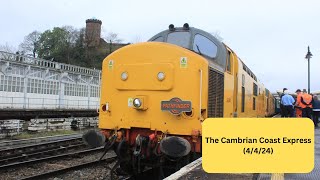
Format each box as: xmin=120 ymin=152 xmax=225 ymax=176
xmin=208 ymin=67 xmax=224 ymax=117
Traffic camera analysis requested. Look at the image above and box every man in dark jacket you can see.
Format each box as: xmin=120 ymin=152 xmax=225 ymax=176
xmin=312 ymin=95 xmax=320 ymax=128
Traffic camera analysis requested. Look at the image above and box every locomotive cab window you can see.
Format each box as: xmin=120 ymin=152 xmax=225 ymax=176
xmin=153 ymin=36 xmax=164 ymax=42
xmin=193 ymin=34 xmax=217 ymax=58
xmin=167 ymin=31 xmax=191 ymax=48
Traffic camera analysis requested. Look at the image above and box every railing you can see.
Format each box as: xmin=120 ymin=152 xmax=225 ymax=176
xmin=0 ymin=96 xmax=99 ymax=110
xmin=0 ymin=51 xmax=101 ymax=76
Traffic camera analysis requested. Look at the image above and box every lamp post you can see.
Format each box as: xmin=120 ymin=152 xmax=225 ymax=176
xmin=305 ymin=46 xmax=313 ymax=94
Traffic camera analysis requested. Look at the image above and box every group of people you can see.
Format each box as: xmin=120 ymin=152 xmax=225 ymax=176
xmin=280 ymin=88 xmax=320 ymax=128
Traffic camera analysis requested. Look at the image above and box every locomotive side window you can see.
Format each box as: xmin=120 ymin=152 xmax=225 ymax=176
xmin=167 ymin=32 xmax=191 ymax=48
xmin=153 ymin=36 xmax=164 ymax=42
xmin=226 ymin=51 xmax=232 ymax=73
xmin=193 ymin=34 xmax=217 ymax=58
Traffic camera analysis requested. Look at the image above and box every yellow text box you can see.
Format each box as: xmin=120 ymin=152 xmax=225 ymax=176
xmin=202 ymin=118 xmax=314 ymax=173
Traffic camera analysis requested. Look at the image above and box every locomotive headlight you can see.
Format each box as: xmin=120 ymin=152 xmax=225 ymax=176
xmin=121 ymin=72 xmax=128 ymax=81
xmin=157 ymin=72 xmax=165 ymax=81
xmin=133 ymin=98 xmax=142 ymax=108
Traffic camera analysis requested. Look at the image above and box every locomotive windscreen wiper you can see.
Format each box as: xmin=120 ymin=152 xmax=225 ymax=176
xmin=195 ymin=44 xmax=202 ymax=55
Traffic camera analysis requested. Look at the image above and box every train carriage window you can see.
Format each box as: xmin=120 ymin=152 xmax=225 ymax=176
xmin=267 ymin=97 xmax=269 ymax=112
xmin=167 ymin=32 xmax=191 ymax=48
xmin=241 ymin=86 xmax=245 ymax=112
xmin=253 ymin=83 xmax=258 ymax=96
xmin=242 ymin=74 xmax=245 ymax=86
xmin=253 ymin=97 xmax=256 ymax=110
xmin=265 ymin=88 xmax=269 ymax=96
xmin=153 ymin=36 xmax=164 ymax=42
xmin=242 ymin=63 xmax=247 ymax=71
xmin=193 ymin=34 xmax=217 ymax=58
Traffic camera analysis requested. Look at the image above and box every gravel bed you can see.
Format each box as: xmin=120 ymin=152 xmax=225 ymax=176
xmin=0 ymin=150 xmax=115 ymax=180
xmin=50 ymin=161 xmax=117 ymax=180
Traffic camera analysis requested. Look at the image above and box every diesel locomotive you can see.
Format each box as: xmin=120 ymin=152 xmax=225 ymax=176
xmin=88 ymin=23 xmax=275 ymax=174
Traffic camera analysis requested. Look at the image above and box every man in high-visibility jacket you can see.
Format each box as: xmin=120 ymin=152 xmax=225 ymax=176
xmin=295 ymin=89 xmax=303 ymax=117
xmin=301 ymin=89 xmax=313 ymax=119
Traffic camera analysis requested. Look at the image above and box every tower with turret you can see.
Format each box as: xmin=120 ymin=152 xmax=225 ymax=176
xmin=85 ymin=18 xmax=102 ymax=47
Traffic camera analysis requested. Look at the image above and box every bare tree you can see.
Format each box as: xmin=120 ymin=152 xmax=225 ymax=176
xmin=62 ymin=26 xmax=79 ymax=45
xmin=104 ymin=32 xmax=123 ymax=44
xmin=131 ymin=35 xmax=143 ymax=44
xmin=19 ymin=31 xmax=41 ymax=57
xmin=0 ymin=42 xmax=17 ymax=53
xmin=211 ymin=31 xmax=224 ymax=42
xmin=103 ymin=32 xmax=123 ymax=54
xmin=62 ymin=26 xmax=80 ymax=63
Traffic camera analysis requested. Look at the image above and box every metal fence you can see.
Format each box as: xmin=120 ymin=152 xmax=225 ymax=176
xmin=0 ymin=95 xmax=99 ymax=109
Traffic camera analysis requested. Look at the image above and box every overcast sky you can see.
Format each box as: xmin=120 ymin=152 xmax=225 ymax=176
xmin=0 ymin=0 xmax=320 ymax=93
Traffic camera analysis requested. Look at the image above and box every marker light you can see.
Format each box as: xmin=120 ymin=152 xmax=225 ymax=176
xmin=121 ymin=72 xmax=128 ymax=81
xmin=133 ymin=98 xmax=142 ymax=108
xmin=157 ymin=72 xmax=165 ymax=81
xmin=183 ymin=23 xmax=190 ymax=30
xmin=169 ymin=24 xmax=175 ymax=31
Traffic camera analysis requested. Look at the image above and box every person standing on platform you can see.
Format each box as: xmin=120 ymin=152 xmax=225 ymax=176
xmin=312 ymin=95 xmax=320 ymax=128
xmin=295 ymin=89 xmax=303 ymax=117
xmin=301 ymin=89 xmax=313 ymax=119
xmin=281 ymin=89 xmax=295 ymax=117
xmin=280 ymin=88 xmax=288 ymax=117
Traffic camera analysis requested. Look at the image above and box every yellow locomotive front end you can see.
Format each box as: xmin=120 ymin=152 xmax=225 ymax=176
xmin=99 ymin=42 xmax=208 ymax=147
xmin=86 ymin=24 xmax=275 ymax=176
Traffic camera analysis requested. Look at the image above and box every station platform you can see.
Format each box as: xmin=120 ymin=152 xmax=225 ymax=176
xmin=165 ymin=126 xmax=320 ymax=180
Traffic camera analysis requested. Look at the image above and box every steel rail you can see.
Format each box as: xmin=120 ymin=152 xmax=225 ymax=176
xmin=0 ymin=146 xmax=104 ymax=170
xmin=20 ymin=156 xmax=117 ymax=180
xmin=0 ymin=134 xmax=82 ymax=149
xmin=0 ymin=137 xmax=83 ymax=158
xmin=0 ymin=143 xmax=86 ymax=165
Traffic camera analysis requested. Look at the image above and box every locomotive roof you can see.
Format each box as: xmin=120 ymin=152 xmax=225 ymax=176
xmin=148 ymin=25 xmax=227 ymax=72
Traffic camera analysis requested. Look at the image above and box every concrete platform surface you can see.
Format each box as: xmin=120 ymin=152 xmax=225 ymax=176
xmin=165 ymin=128 xmax=320 ymax=180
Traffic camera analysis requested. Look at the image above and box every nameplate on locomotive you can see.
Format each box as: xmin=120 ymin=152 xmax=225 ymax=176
xmin=161 ymin=97 xmax=191 ymax=115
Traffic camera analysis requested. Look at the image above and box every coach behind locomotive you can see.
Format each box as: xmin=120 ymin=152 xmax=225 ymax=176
xmin=87 ymin=23 xmax=275 ymax=174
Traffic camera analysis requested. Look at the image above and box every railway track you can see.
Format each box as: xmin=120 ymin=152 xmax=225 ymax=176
xmin=0 ymin=146 xmax=104 ymax=170
xmin=0 ymin=136 xmax=83 ymax=159
xmin=0 ymin=135 xmax=111 ymax=180
xmin=0 ymin=143 xmax=86 ymax=166
xmin=20 ymin=156 xmax=117 ymax=180
xmin=0 ymin=134 xmax=177 ymax=179
xmin=0 ymin=133 xmax=82 ymax=150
